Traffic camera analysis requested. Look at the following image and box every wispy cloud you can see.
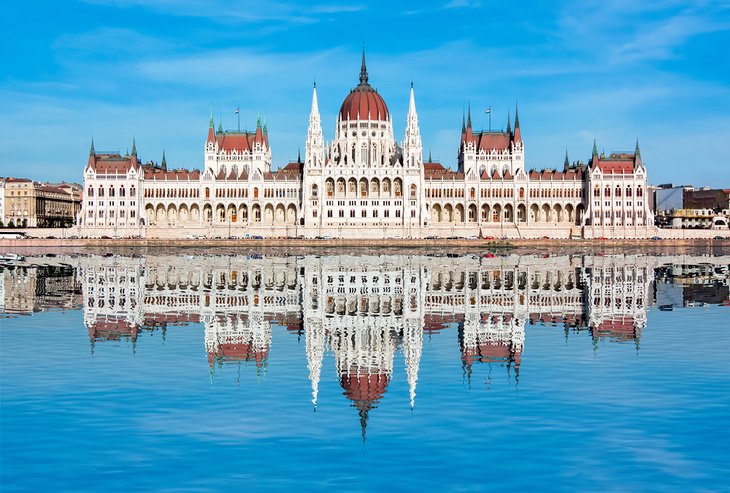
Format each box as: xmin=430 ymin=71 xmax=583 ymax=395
xmin=443 ymin=0 xmax=481 ymax=8
xmin=81 ymin=0 xmax=365 ymax=24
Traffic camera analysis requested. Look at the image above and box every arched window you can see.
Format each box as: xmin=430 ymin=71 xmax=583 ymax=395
xmin=637 ymin=187 xmax=643 ymax=197
xmin=615 ymin=186 xmax=621 ymax=197
xmin=410 ymin=184 xmax=417 ymax=199
xmin=88 ymin=187 xmax=94 ymax=197
xmin=470 ymin=187 xmax=476 ymax=199
xmin=98 ymin=187 xmax=104 ymax=197
xmin=205 ymin=187 xmax=210 ymax=199
xmin=519 ymin=187 xmax=525 ymax=199
xmin=311 ymin=184 xmax=318 ymax=198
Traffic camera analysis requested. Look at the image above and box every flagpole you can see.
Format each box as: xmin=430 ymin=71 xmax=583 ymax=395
xmin=237 ymin=108 xmax=240 ymax=132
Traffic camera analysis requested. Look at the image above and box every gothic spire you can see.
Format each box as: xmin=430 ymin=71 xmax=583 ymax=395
xmin=467 ymin=102 xmax=472 ymax=129
xmin=635 ymin=138 xmax=641 ymax=158
xmin=310 ymin=81 xmax=320 ymax=116
xmin=161 ymin=149 xmax=167 ymax=170
xmin=359 ymin=47 xmax=368 ymax=85
xmin=564 ymin=149 xmax=570 ymax=169
xmin=408 ymin=82 xmax=417 ymax=116
xmin=592 ymin=138 xmax=598 ymax=158
xmin=209 ymin=108 xmax=214 ymax=128
xmin=131 ymin=137 xmax=137 ymax=157
xmin=513 ymin=102 xmax=522 ymax=142
xmin=89 ymin=138 xmax=95 ymax=156
xmin=506 ymin=110 xmax=511 ymax=135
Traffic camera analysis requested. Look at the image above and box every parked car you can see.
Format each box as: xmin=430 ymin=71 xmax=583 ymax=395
xmin=483 ymin=236 xmax=495 ymax=240
xmin=714 ymin=235 xmax=726 ymax=240
xmin=651 ymin=236 xmax=663 ymax=241
xmin=253 ymin=235 xmax=263 ymax=240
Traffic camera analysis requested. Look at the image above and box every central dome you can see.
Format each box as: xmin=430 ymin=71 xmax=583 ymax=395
xmin=339 ymin=52 xmax=389 ymax=122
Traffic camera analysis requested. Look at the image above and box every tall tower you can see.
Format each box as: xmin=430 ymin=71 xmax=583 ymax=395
xmin=305 ymin=83 xmax=325 ymax=169
xmin=403 ymin=83 xmax=422 ymax=169
xmin=303 ymin=83 xmax=325 ymax=229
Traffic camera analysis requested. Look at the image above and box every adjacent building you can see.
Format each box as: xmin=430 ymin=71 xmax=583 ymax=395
xmin=2 ymin=177 xmax=82 ymax=227
xmin=80 ymin=53 xmax=654 ymax=239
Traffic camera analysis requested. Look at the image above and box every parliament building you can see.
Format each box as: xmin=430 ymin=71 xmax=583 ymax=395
xmin=80 ymin=53 xmax=653 ymax=239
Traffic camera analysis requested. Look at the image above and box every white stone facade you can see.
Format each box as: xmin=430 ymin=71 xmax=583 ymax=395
xmin=79 ymin=54 xmax=654 ymax=239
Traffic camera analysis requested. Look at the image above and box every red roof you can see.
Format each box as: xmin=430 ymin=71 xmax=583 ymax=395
xmin=88 ymin=153 xmax=139 ymax=174
xmin=145 ymin=169 xmax=200 ymax=180
xmin=214 ymin=132 xmax=255 ymax=152
xmin=593 ymin=152 xmax=637 ymax=174
xmin=475 ymin=132 xmax=511 ymax=152
xmin=340 ymin=87 xmax=389 ymax=121
xmin=340 ymin=372 xmax=390 ymax=403
xmin=424 ymin=162 xmax=446 ymax=172
xmin=208 ymin=343 xmax=269 ymax=367
xmin=596 ymin=160 xmax=635 ymax=174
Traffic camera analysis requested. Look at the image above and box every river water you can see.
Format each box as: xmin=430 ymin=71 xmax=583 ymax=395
xmin=1 ymin=251 xmax=729 ymax=491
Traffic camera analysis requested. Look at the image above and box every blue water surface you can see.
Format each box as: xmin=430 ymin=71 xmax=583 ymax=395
xmin=1 ymin=254 xmax=729 ymax=492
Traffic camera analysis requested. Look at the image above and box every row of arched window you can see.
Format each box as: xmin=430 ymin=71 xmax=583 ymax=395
xmin=88 ymin=186 xmax=135 ymax=197
xmin=593 ymin=186 xmax=643 ymax=197
xmin=144 ymin=188 xmax=200 ymax=198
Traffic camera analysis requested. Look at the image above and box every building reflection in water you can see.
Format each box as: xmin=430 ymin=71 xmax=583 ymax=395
xmin=2 ymin=253 xmax=728 ymax=437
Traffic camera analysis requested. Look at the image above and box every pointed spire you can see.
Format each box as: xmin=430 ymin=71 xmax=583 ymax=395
xmin=209 ymin=108 xmax=214 ymax=128
xmin=310 ymin=82 xmax=320 ymax=116
xmin=359 ymin=46 xmax=368 ymax=85
xmin=635 ymin=138 xmax=641 ymax=158
xmin=131 ymin=137 xmax=137 ymax=157
xmin=592 ymin=137 xmax=598 ymax=158
xmin=461 ymin=109 xmax=466 ymax=134
xmin=506 ymin=110 xmax=511 ymax=135
xmin=465 ymin=103 xmax=473 ymax=142
xmin=161 ymin=149 xmax=167 ymax=170
xmin=89 ymin=138 xmax=95 ymax=156
xmin=254 ymin=112 xmax=263 ymax=145
xmin=217 ymin=114 xmax=223 ymax=134
xmin=408 ymin=83 xmax=417 ymax=116
xmin=359 ymin=408 xmax=369 ymax=443
xmin=513 ymin=102 xmax=522 ymax=142
xmin=428 ymin=149 xmax=432 ymax=163
xmin=564 ymin=148 xmax=570 ymax=169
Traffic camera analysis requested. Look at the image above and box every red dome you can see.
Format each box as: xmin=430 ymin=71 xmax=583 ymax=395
xmin=339 ymin=86 xmax=389 ymax=121
xmin=338 ymin=51 xmax=389 ymax=121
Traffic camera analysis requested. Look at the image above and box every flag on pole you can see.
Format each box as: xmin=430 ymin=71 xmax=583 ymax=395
xmin=484 ymin=107 xmax=491 ymax=114
xmin=234 ymin=107 xmax=240 ymax=114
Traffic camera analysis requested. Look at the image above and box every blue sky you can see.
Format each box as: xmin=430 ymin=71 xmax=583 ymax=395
xmin=2 ymin=0 xmax=729 ymax=186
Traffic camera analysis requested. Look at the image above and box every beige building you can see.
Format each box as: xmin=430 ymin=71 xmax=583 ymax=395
xmin=3 ymin=177 xmax=81 ymax=227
